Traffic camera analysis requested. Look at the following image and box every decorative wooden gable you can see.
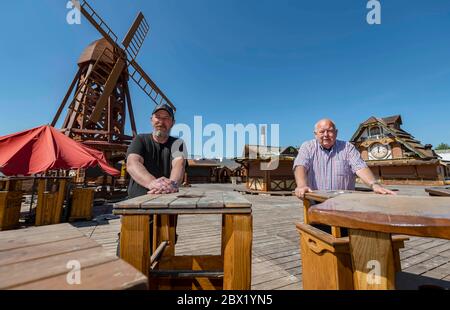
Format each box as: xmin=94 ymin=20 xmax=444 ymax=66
xmin=350 ymin=115 xmax=437 ymax=161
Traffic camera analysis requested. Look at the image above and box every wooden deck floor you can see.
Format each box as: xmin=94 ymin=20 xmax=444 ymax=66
xmin=72 ymin=184 xmax=450 ymax=290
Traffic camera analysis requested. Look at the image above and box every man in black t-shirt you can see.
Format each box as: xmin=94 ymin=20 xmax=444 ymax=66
xmin=126 ymin=103 xmax=186 ymax=198
xmin=118 ymin=104 xmax=185 ymax=255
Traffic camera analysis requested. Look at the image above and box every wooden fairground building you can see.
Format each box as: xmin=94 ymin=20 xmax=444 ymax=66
xmin=350 ymin=115 xmax=450 ymax=185
xmin=184 ymin=159 xmax=220 ymax=184
xmin=235 ymin=144 xmax=298 ymax=193
xmin=183 ymin=158 xmax=244 ymax=185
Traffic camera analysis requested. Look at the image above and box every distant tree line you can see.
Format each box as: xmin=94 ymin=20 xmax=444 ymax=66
xmin=435 ymin=143 xmax=450 ymax=150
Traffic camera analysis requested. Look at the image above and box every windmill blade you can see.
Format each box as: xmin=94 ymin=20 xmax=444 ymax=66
xmin=122 ymin=12 xmax=150 ymax=61
xmin=73 ymin=0 xmax=121 ymax=50
xmin=129 ymin=59 xmax=176 ymax=111
xmin=123 ymin=14 xmax=176 ymax=111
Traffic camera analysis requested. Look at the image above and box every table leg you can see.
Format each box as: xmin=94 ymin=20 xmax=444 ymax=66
xmin=155 ymin=214 xmax=177 ymax=256
xmin=348 ymin=229 xmax=396 ymax=290
xmin=120 ymin=215 xmax=150 ymax=277
xmin=222 ymin=214 xmax=252 ymax=290
xmin=152 ymin=214 xmax=177 ymax=290
xmin=303 ymin=199 xmax=311 ymax=224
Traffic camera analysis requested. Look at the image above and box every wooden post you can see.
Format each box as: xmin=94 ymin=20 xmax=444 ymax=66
xmin=303 ymin=199 xmax=311 ymax=224
xmin=53 ymin=179 xmax=67 ymax=223
xmin=119 ymin=215 xmax=150 ymax=276
xmin=35 ymin=179 xmax=46 ymax=226
xmin=223 ymin=214 xmax=252 ymax=290
xmin=152 ymin=215 xmax=158 ymax=254
xmin=153 ymin=214 xmax=177 ymax=290
xmin=331 ymin=226 xmax=342 ymax=238
xmin=348 ymin=229 xmax=396 ymax=290
xmin=263 ymin=170 xmax=268 ymax=192
xmin=221 ymin=215 xmax=226 ymax=256
xmin=156 ymin=215 xmax=177 ymax=257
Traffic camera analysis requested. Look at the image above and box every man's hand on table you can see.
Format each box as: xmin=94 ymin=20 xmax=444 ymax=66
xmin=372 ymin=183 xmax=397 ymax=195
xmin=295 ymin=186 xmax=312 ymax=199
xmin=147 ymin=177 xmax=179 ymax=194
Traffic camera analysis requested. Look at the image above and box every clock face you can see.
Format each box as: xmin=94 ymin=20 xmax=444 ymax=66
xmin=370 ymin=143 xmax=388 ymax=159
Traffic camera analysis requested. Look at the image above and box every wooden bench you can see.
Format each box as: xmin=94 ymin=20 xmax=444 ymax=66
xmin=296 ymin=222 xmax=407 ymax=290
xmin=0 ymin=191 xmax=23 ymax=231
xmin=35 ymin=178 xmax=70 ymax=226
xmin=113 ymin=189 xmax=252 ymax=290
xmin=69 ymin=187 xmax=95 ymax=221
xmin=0 ymin=223 xmax=147 ymax=289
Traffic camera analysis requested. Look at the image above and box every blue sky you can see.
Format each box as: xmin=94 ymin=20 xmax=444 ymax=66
xmin=1 ymin=1 xmax=450 ymax=157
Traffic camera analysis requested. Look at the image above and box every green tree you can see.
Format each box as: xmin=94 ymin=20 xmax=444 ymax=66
xmin=435 ymin=143 xmax=450 ymax=150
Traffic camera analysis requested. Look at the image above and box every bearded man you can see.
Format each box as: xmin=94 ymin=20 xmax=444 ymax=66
xmin=126 ymin=104 xmax=186 ymax=198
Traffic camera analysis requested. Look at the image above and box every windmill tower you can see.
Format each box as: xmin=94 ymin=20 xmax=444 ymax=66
xmin=52 ymin=0 xmax=176 ymax=163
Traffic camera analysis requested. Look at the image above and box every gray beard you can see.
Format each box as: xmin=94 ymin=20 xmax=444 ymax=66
xmin=154 ymin=130 xmax=169 ymax=138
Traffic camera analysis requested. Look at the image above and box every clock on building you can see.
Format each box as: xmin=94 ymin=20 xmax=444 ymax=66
xmin=370 ymin=143 xmax=389 ymax=159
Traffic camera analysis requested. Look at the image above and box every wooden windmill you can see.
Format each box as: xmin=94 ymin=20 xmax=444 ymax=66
xmin=52 ymin=0 xmax=176 ymax=162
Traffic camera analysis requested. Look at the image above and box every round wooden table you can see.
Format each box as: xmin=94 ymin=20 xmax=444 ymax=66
xmin=308 ymin=194 xmax=450 ymax=290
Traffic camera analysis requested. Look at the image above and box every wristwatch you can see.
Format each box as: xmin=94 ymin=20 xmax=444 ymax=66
xmin=171 ymin=180 xmax=179 ymax=188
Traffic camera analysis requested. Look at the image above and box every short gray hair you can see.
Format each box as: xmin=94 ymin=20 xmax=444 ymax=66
xmin=314 ymin=119 xmax=337 ymax=133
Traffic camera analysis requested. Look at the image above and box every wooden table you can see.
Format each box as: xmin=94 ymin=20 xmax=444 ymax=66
xmin=308 ymin=194 xmax=450 ymax=290
xmin=425 ymin=186 xmax=450 ymax=197
xmin=0 ymin=223 xmax=148 ymax=289
xmin=113 ymin=190 xmax=253 ymax=290
xmin=304 ymin=190 xmax=372 ymax=237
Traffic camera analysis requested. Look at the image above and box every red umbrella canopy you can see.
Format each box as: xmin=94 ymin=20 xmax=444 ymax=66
xmin=0 ymin=125 xmax=120 ymax=176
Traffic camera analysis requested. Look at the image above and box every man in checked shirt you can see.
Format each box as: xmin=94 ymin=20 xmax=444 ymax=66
xmin=293 ymin=118 xmax=395 ymax=199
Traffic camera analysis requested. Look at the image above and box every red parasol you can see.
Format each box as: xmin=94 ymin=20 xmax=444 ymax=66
xmin=0 ymin=125 xmax=120 ymax=176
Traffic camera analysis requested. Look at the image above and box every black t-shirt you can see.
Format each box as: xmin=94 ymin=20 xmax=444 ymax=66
xmin=126 ymin=133 xmax=186 ymax=198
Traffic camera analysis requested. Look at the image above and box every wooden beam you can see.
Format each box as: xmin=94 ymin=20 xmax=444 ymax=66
xmin=89 ymin=58 xmax=126 ymax=124
xmin=124 ymin=82 xmax=137 ymax=137
xmin=52 ymin=67 xmax=82 ymax=127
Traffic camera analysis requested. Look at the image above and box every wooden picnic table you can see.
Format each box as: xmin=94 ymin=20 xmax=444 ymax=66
xmin=0 ymin=223 xmax=148 ymax=289
xmin=425 ymin=186 xmax=450 ymax=197
xmin=113 ymin=189 xmax=252 ymax=290
xmin=308 ymin=194 xmax=450 ymax=289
